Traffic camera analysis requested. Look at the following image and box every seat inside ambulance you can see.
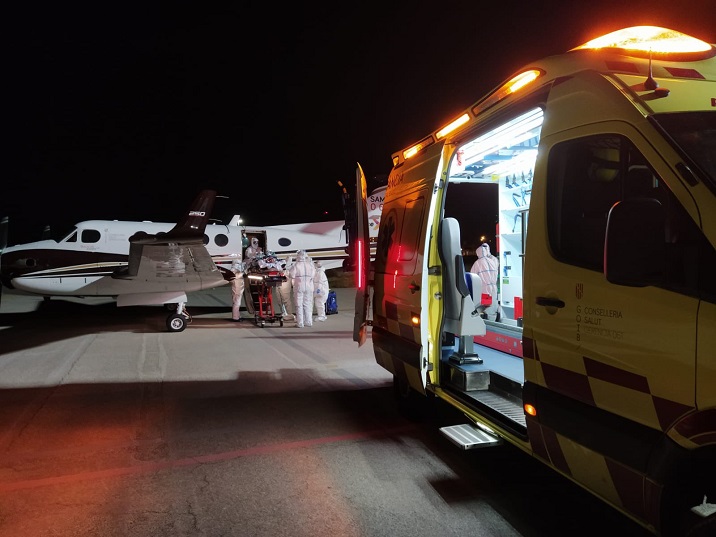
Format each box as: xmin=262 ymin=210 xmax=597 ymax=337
xmin=439 ymin=217 xmax=486 ymax=364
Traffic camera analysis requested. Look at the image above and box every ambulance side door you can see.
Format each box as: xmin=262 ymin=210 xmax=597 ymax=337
xmin=527 ymin=123 xmax=699 ymax=441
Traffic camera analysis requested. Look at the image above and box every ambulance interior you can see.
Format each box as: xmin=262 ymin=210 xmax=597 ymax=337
xmin=444 ymin=107 xmax=543 ymax=354
xmin=431 ymin=107 xmax=545 ymax=439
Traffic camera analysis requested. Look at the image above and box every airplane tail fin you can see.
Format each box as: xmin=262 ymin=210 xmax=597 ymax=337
xmin=115 ymin=190 xmax=218 ymax=279
xmin=162 ymin=189 xmax=217 ymax=242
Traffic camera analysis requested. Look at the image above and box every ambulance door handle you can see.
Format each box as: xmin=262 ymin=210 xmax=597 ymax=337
xmin=536 ymin=296 xmax=565 ymax=308
xmin=408 ymin=282 xmax=420 ymax=294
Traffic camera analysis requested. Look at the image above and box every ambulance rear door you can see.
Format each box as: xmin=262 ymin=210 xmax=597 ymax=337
xmin=372 ymin=141 xmax=446 ymax=396
xmin=353 ymin=163 xmax=371 ymax=346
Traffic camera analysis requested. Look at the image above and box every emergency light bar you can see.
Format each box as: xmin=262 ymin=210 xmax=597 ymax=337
xmin=573 ymin=26 xmax=715 ymax=59
xmin=393 ymin=26 xmax=714 ymax=165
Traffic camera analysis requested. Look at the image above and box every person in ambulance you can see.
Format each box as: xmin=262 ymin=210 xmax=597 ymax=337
xmin=288 ymin=249 xmax=315 ymax=328
xmin=229 ymin=254 xmax=246 ymax=322
xmin=469 ymin=243 xmax=501 ymax=321
xmin=312 ymin=260 xmax=329 ymax=322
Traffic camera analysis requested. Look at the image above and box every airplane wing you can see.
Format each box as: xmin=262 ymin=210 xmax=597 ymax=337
xmin=113 ymin=189 xmax=226 ymax=288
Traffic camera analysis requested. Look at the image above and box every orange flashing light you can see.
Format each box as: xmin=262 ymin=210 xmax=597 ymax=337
xmin=471 ymin=69 xmax=543 ymax=117
xmin=508 ymin=70 xmax=541 ymax=93
xmin=410 ymin=314 xmax=420 ymax=326
xmin=403 ymin=135 xmax=435 ymax=161
xmin=574 ymin=26 xmax=713 ymax=56
xmin=436 ymin=113 xmax=470 ymax=140
xmin=524 ymin=403 xmax=537 ymax=417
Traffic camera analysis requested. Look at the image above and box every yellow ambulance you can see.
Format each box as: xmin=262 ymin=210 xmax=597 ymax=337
xmin=352 ymin=26 xmax=716 ymax=536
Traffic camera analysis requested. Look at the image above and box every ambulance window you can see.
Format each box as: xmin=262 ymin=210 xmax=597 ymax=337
xmin=547 ymin=134 xmax=716 ymax=301
xmin=379 ymin=196 xmax=426 ymax=275
xmin=547 ymin=135 xmax=624 ymax=271
xmin=398 ymin=197 xmax=425 ymax=262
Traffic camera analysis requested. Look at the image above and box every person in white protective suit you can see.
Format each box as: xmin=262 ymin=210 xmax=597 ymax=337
xmin=274 ymin=255 xmax=294 ymax=321
xmin=469 ymin=242 xmax=501 ymax=321
xmin=229 ymin=255 xmax=246 ymax=322
xmin=244 ymin=237 xmax=263 ymax=259
xmin=313 ymin=261 xmax=330 ymax=321
xmin=288 ymin=249 xmax=315 ymax=328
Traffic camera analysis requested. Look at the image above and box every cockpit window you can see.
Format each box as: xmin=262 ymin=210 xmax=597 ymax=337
xmin=81 ymin=229 xmax=101 ymax=243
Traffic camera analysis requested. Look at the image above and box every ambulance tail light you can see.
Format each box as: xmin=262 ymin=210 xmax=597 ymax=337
xmin=572 ymin=26 xmax=715 ymax=60
xmin=356 ymin=239 xmax=365 ymax=289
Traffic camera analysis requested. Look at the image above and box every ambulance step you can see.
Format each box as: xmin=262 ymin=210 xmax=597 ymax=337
xmin=439 ymin=424 xmax=502 ymax=450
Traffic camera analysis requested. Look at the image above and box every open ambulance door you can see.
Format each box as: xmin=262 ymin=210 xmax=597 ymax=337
xmin=353 ymin=163 xmax=371 ymax=346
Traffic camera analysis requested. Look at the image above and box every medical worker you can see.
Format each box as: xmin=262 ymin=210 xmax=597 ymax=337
xmin=229 ymin=254 xmax=246 ymax=322
xmin=288 ymin=249 xmax=315 ymax=328
xmin=275 ymin=256 xmax=294 ymax=321
xmin=469 ymin=242 xmax=500 ymax=321
xmin=313 ymin=261 xmax=329 ymax=321
xmin=245 ymin=237 xmax=263 ymax=259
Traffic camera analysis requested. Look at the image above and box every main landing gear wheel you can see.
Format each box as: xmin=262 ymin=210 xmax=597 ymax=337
xmin=166 ymin=313 xmax=187 ymax=332
xmin=166 ymin=301 xmax=190 ymax=332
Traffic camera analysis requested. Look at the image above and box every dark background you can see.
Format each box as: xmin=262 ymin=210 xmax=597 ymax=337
xmin=5 ymin=1 xmax=715 ymax=245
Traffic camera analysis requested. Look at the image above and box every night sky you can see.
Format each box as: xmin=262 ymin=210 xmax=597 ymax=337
xmin=5 ymin=1 xmax=715 ymax=245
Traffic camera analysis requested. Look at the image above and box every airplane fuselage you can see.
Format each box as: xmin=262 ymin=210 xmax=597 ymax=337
xmin=0 ymin=218 xmax=355 ymax=302
xmin=0 ymin=219 xmax=242 ymax=301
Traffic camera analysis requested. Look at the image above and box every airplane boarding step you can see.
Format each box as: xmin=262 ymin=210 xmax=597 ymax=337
xmin=439 ymin=423 xmax=502 ymax=449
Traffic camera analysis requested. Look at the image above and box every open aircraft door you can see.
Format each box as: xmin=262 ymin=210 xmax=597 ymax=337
xmin=352 ymin=163 xmax=371 ymax=346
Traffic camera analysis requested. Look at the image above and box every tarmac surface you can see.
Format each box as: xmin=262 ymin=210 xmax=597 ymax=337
xmin=0 ymin=286 xmax=652 ymax=537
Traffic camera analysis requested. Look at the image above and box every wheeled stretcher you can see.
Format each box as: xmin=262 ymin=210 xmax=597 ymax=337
xmin=244 ymin=254 xmax=287 ymax=328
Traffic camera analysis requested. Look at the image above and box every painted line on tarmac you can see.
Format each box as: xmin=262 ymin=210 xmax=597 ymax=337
xmin=0 ymin=424 xmax=417 ymax=492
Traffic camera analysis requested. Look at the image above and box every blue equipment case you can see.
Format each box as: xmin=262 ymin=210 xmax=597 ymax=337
xmin=326 ymin=290 xmax=338 ymax=315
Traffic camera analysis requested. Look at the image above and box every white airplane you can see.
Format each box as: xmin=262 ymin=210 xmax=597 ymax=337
xmin=0 ymin=187 xmax=383 ymax=332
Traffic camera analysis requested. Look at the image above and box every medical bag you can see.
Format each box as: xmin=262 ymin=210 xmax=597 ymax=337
xmin=325 ymin=290 xmax=338 ymax=315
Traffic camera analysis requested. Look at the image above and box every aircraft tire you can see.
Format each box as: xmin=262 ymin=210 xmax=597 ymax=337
xmin=166 ymin=313 xmax=187 ymax=332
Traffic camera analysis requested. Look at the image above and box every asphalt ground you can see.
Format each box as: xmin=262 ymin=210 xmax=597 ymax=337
xmin=0 ymin=286 xmax=652 ymax=537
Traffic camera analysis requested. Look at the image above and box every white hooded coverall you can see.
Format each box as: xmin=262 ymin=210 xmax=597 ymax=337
xmin=469 ymin=243 xmax=499 ymax=320
xmin=288 ymin=250 xmax=315 ymax=327
xmin=275 ymin=256 xmax=294 ymax=319
xmin=244 ymin=237 xmax=263 ymax=259
xmin=230 ymin=256 xmax=246 ymax=321
xmin=313 ymin=261 xmax=329 ymax=321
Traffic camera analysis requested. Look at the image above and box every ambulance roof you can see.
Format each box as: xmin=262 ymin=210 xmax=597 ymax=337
xmin=393 ymin=26 xmax=716 ymax=167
